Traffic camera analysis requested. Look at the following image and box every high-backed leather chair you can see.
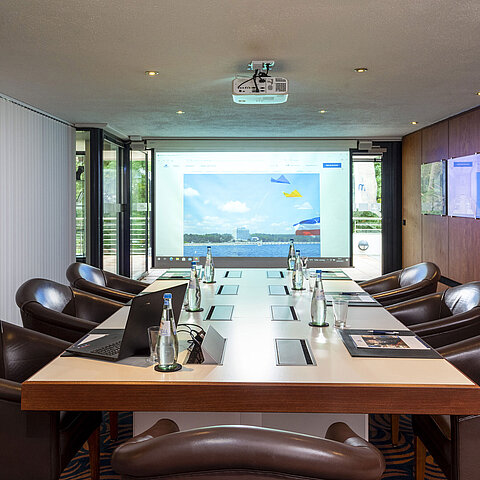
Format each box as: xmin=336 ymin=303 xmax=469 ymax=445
xmin=387 ymin=281 xmax=480 ymax=349
xmin=15 ymin=278 xmax=123 ymax=343
xmin=111 ymin=419 xmax=385 ymax=480
xmin=0 ymin=320 xmax=102 ymax=480
xmin=413 ymin=335 xmax=480 ymax=480
xmin=359 ymin=262 xmax=440 ymax=307
xmin=66 ymin=262 xmax=147 ymax=303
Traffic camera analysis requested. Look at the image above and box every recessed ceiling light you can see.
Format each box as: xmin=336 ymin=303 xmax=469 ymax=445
xmin=318 ymin=109 xmax=327 ymax=114
xmin=176 ymin=110 xmax=185 ymax=114
xmin=145 ymin=71 xmax=159 ymax=76
xmin=476 ymin=91 xmax=480 ymax=96
xmin=411 ymin=121 xmax=418 ymax=125
xmin=354 ymin=67 xmax=368 ymax=73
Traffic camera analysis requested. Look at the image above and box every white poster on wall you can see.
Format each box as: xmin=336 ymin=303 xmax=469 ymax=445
xmin=447 ymin=154 xmax=478 ymax=218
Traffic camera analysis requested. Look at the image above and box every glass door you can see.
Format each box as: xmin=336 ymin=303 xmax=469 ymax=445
xmin=103 ymin=140 xmax=122 ymax=273
xmin=352 ymin=155 xmax=382 ymax=278
xmin=130 ymin=149 xmax=151 ymax=278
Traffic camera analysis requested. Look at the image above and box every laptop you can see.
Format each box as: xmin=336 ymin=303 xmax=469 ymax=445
xmin=66 ymin=282 xmax=187 ymax=361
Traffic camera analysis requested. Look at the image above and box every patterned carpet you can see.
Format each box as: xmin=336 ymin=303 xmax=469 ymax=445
xmin=60 ymin=413 xmax=447 ymax=480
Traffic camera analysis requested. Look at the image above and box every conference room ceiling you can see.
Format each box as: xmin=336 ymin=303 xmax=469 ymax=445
xmin=0 ymin=0 xmax=479 ymax=139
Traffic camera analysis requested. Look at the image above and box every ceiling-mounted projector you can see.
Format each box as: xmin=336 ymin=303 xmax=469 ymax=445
xmin=232 ymin=60 xmax=288 ymax=104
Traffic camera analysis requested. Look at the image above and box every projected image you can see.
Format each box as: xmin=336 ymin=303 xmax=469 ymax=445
xmin=154 ymin=151 xmax=351 ymax=267
xmin=183 ymin=173 xmax=321 ymax=257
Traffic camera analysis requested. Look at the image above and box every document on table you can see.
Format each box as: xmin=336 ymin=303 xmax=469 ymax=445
xmin=351 ymin=334 xmax=429 ymax=350
xmin=325 ymin=292 xmax=379 ymax=306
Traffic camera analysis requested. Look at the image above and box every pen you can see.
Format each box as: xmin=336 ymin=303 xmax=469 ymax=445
xmin=367 ymin=330 xmax=400 ymax=335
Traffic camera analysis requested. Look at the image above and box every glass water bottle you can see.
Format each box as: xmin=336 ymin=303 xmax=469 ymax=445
xmin=156 ymin=293 xmax=179 ymax=371
xmin=310 ymin=270 xmax=327 ymax=326
xmin=287 ymin=239 xmax=296 ymax=270
xmin=292 ymin=249 xmax=305 ymax=290
xmin=204 ymin=246 xmax=215 ymax=283
xmin=186 ymin=261 xmax=202 ymax=311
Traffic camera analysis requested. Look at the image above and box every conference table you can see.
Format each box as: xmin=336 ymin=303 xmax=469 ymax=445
xmin=22 ymin=268 xmax=480 ymax=437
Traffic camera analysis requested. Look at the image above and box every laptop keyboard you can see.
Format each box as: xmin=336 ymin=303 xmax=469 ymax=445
xmin=90 ymin=340 xmax=122 ymax=356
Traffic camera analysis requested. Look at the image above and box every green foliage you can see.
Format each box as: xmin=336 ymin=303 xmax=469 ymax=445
xmin=354 ymin=210 xmax=380 ymax=218
xmin=353 ymin=210 xmax=381 ymax=232
xmin=374 ymin=162 xmax=382 ymax=203
xmin=184 ymin=233 xmax=234 ymax=243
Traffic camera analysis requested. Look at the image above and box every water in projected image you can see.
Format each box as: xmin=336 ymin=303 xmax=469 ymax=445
xmin=183 ymin=173 xmax=321 ymax=257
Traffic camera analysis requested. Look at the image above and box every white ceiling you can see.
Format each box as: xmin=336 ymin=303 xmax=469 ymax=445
xmin=1 ymin=0 xmax=479 ymax=139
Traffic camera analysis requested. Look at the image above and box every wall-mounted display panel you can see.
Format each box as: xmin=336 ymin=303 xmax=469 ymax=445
xmin=447 ymin=154 xmax=479 ymax=218
xmin=421 ymin=161 xmax=446 ymax=215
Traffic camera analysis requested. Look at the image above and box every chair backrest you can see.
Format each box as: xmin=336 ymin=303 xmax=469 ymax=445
xmin=398 ymin=262 xmax=440 ymax=288
xmin=15 ymin=278 xmax=74 ymax=314
xmin=66 ymin=262 xmax=106 ymax=287
xmin=443 ymin=282 xmax=480 ymax=316
xmin=0 ymin=320 xmax=69 ymax=383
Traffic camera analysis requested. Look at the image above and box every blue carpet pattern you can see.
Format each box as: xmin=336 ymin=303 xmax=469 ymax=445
xmin=60 ymin=413 xmax=447 ymax=480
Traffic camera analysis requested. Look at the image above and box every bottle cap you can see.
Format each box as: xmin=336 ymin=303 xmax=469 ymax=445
xmin=316 ymin=269 xmax=322 ymax=274
xmin=191 ymin=261 xmax=197 ymax=266
xmin=163 ymin=293 xmax=172 ymax=299
xmin=290 ymin=238 xmax=294 ymax=241
xmin=295 ymin=249 xmax=300 ymax=253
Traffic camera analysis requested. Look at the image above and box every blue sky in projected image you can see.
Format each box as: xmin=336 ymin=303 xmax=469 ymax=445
xmin=184 ymin=174 xmax=320 ymax=234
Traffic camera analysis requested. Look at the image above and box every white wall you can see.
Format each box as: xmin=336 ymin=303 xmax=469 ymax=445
xmin=0 ymin=97 xmax=75 ymax=325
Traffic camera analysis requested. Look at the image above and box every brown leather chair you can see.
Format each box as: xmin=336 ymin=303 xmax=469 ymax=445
xmin=359 ymin=262 xmax=440 ymax=307
xmin=111 ymin=419 xmax=385 ymax=480
xmin=0 ymin=320 xmax=102 ymax=480
xmin=387 ymin=281 xmax=480 ymax=349
xmin=15 ymin=277 xmax=123 ymax=343
xmin=413 ymin=335 xmax=480 ymax=480
xmin=66 ymin=262 xmax=148 ymax=303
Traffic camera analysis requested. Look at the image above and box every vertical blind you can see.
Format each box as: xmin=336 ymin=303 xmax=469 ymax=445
xmin=0 ymin=97 xmax=75 ymax=325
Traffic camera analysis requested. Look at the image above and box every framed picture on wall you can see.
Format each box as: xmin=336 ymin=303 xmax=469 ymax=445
xmin=447 ymin=154 xmax=478 ymax=218
xmin=421 ymin=160 xmax=446 ymax=215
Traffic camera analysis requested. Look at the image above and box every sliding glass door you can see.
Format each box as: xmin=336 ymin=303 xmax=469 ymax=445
xmin=102 ymin=139 xmax=122 ymax=273
xmin=130 ymin=149 xmax=152 ymax=278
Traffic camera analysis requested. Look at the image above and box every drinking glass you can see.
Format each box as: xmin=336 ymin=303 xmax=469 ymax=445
xmin=332 ymin=296 xmax=348 ymax=328
xmin=308 ymin=270 xmax=317 ymax=291
xmin=147 ymin=326 xmax=160 ymax=363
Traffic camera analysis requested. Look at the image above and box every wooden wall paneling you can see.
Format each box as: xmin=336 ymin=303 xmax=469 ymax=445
xmin=448 ymin=217 xmax=480 ymax=284
xmin=422 ymin=215 xmax=449 ymax=277
xmin=422 ymin=120 xmax=449 ymax=163
xmin=449 ymin=107 xmax=480 ymax=158
xmin=420 ymin=121 xmax=449 ymax=276
xmin=402 ymin=131 xmax=422 ymax=267
xmin=447 ymin=107 xmax=480 ymax=283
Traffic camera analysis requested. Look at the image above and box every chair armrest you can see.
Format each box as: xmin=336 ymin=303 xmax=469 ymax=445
xmin=386 ymin=293 xmax=444 ymax=327
xmin=105 ymin=272 xmax=147 ymax=295
xmin=1 ymin=321 xmax=71 ymax=381
xmin=73 ymin=279 xmax=136 ymax=303
xmin=0 ymin=379 xmax=21 ymax=403
xmin=22 ymin=302 xmax=98 ymax=343
xmin=372 ymin=280 xmax=435 ymax=306
xmin=437 ymin=335 xmax=480 ymax=385
xmin=72 ymin=289 xmax=123 ymax=322
xmin=412 ymin=309 xmax=480 ymax=349
xmin=112 ymin=421 xmax=385 ymax=480
xmin=359 ymin=272 xmax=400 ymax=294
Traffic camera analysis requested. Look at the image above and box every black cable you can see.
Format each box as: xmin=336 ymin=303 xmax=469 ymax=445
xmin=253 ymin=72 xmax=259 ymax=92
xmin=178 ymin=323 xmax=205 ymax=335
xmin=236 ymin=76 xmax=255 ymax=89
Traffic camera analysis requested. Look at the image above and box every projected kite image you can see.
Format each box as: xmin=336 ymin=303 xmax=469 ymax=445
xmin=183 ymin=173 xmax=321 ymax=258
